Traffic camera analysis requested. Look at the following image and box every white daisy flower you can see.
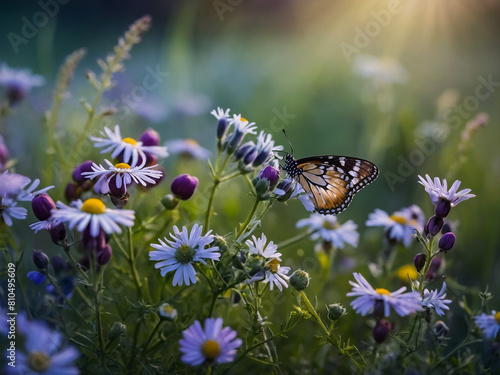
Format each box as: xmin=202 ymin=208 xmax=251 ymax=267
xmin=5 ymin=319 xmax=79 ymax=375
xmin=366 ymin=205 xmax=425 ymax=248
xmin=90 ymin=125 xmax=168 ymax=167
xmin=245 ymin=233 xmax=282 ymax=260
xmin=296 ymin=214 xmax=359 ymax=249
xmin=51 ymin=198 xmax=135 ymax=237
xmin=225 ymin=114 xmax=257 ymax=151
xmin=82 ymin=159 xmax=163 ymax=195
xmin=211 ymin=107 xmax=231 ymax=121
xmin=179 ymin=317 xmax=242 ymax=366
xmin=347 ymin=272 xmax=423 ymax=317
xmin=418 ymin=174 xmax=475 ymax=207
xmin=422 ymin=282 xmax=452 ymax=316
xmin=149 ymin=224 xmax=220 ymax=287
xmin=251 ymin=131 xmax=284 ymax=166
xmin=474 ymin=311 xmax=500 ymax=339
xmin=165 ymin=139 xmax=211 ymax=159
xmin=262 ymin=258 xmax=291 ymax=291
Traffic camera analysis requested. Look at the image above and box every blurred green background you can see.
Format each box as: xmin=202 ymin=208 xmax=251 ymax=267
xmin=2 ymin=0 xmax=500 ymax=370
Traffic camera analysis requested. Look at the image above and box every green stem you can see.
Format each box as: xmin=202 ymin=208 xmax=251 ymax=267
xmin=300 ymin=290 xmax=329 ymax=336
xmin=46 ymin=273 xmax=87 ymax=322
xmin=418 ymin=237 xmax=435 ymax=296
xmin=276 ymin=229 xmax=317 ymax=249
xmin=236 ymin=198 xmax=261 ymax=240
xmin=141 ymin=320 xmax=163 ymax=360
xmin=128 ymin=227 xmax=143 ymax=299
xmin=204 ymin=179 xmax=219 ymax=230
xmin=62 ymin=243 xmax=91 ymax=284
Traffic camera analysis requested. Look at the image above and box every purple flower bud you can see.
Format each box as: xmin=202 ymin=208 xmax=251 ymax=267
xmin=97 ymin=245 xmax=112 ymax=265
xmin=425 ymin=257 xmax=442 ymax=280
xmin=217 ymin=116 xmax=229 ymax=139
xmin=171 ymin=174 xmax=199 ymax=201
xmin=372 ymin=300 xmax=385 ymax=320
xmin=259 ymin=166 xmax=279 ymax=186
xmin=234 ymin=142 xmax=254 ymax=161
xmin=72 ymin=160 xmax=94 ymax=183
xmin=27 ymin=271 xmax=46 ymax=285
xmin=425 ymin=215 xmax=444 ymax=237
xmin=32 ymin=250 xmax=49 ymax=270
xmin=48 ymin=223 xmax=66 ymax=245
xmin=373 ymin=319 xmax=392 ymax=343
xmin=65 ymin=182 xmax=81 ymax=202
xmin=108 ymin=175 xmax=127 ymax=199
xmin=5 ymin=85 xmax=26 ymax=106
xmin=51 ymin=255 xmax=66 ymax=274
xmin=31 ymin=193 xmax=56 ymax=221
xmin=0 ymin=136 xmax=9 ymax=168
xmin=435 ymin=199 xmax=451 ymax=218
xmin=83 ymin=227 xmax=106 ymax=249
xmin=413 ymin=253 xmax=427 ymax=273
xmin=139 ymin=128 xmax=160 ymax=146
xmin=439 ymin=232 xmax=456 ymax=252
xmin=242 ymin=147 xmax=257 ymax=165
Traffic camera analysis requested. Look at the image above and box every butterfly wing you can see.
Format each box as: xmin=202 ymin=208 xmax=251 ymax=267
xmin=292 ymin=155 xmax=378 ymax=215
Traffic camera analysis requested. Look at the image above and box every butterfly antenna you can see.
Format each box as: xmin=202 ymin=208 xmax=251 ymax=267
xmin=282 ymin=129 xmax=294 ymax=155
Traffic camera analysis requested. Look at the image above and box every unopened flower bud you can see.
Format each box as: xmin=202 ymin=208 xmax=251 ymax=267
xmin=234 ymin=142 xmax=254 ymax=161
xmin=434 ymin=320 xmax=449 ymax=338
xmin=242 ymin=147 xmax=257 ymax=165
xmin=108 ymin=322 xmax=126 ymax=340
xmin=327 ymin=303 xmax=346 ymax=321
xmin=32 ymin=250 xmax=49 ymax=270
xmin=171 ymin=174 xmax=198 ymax=200
xmin=161 ymin=194 xmax=178 ymax=210
xmin=72 ymin=160 xmax=94 ymax=184
xmin=158 ymin=303 xmax=178 ymax=320
xmin=217 ymin=116 xmax=229 ymax=139
xmin=108 ymin=174 xmax=127 ymax=198
xmin=435 ymin=199 xmax=451 ymax=218
xmin=253 ymin=147 xmax=272 ymax=167
xmin=425 ymin=215 xmax=444 ymax=237
xmin=290 ymin=270 xmax=310 ymax=291
xmin=212 ymin=235 xmax=228 ymax=254
xmin=232 ymin=251 xmax=246 ymax=269
xmin=425 ymin=257 xmax=442 ymax=280
xmin=254 ymin=177 xmax=270 ymax=197
xmin=139 ymin=128 xmax=160 ymax=146
xmin=258 ymin=166 xmax=279 ymax=187
xmin=439 ymin=232 xmax=455 ymax=252
xmin=373 ymin=319 xmax=392 ymax=343
xmin=373 ymin=300 xmax=385 ymax=320
xmin=32 ymin=193 xmax=56 ymax=221
xmin=64 ymin=182 xmax=81 ymax=202
xmin=413 ymin=253 xmax=427 ymax=273
xmin=48 ymin=223 xmax=66 ymax=245
xmin=97 ymin=245 xmax=112 ymax=265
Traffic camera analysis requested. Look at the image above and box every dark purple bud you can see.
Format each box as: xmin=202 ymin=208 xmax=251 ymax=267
xmin=31 ymin=193 xmax=56 ymax=221
xmin=373 ymin=300 xmax=385 ymax=320
xmin=234 ymin=142 xmax=254 ymax=161
xmin=64 ymin=183 xmax=81 ymax=202
xmin=5 ymin=85 xmax=26 ymax=106
xmin=145 ymin=153 xmax=157 ymax=167
xmin=435 ymin=199 xmax=451 ymax=218
xmin=110 ymin=192 xmax=129 ymax=208
xmin=242 ymin=147 xmax=257 ymax=165
xmin=434 ymin=320 xmax=449 ymax=338
xmin=72 ymin=160 xmax=94 ymax=183
xmin=259 ymin=166 xmax=279 ymax=186
xmin=97 ymin=245 xmax=112 ymax=265
xmin=217 ymin=116 xmax=229 ymax=139
xmin=227 ymin=130 xmax=244 ymax=153
xmin=425 ymin=257 xmax=442 ymax=280
xmin=32 ymin=250 xmax=49 ymax=270
xmin=373 ymin=319 xmax=392 ymax=343
xmin=425 ymin=215 xmax=444 ymax=237
xmin=83 ymin=227 xmax=106 ymax=250
xmin=48 ymin=223 xmax=66 ymax=245
xmin=171 ymin=174 xmax=199 ymax=200
xmin=413 ymin=253 xmax=427 ymax=273
xmin=108 ymin=175 xmax=127 ymax=198
xmin=439 ymin=232 xmax=456 ymax=252
xmin=139 ymin=128 xmax=160 ymax=146
xmin=51 ymin=255 xmax=66 ymax=274
xmin=441 ymin=222 xmax=453 ymax=234
xmin=253 ymin=147 xmax=272 ymax=167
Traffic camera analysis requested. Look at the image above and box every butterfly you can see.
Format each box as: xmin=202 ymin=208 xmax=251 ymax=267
xmin=281 ymin=133 xmax=379 ymax=215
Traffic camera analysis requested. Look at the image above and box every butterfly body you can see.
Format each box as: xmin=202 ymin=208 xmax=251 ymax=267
xmin=282 ymin=153 xmax=379 ymax=215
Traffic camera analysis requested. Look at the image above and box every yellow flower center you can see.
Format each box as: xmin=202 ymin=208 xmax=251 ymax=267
xmin=185 ymin=139 xmax=200 ymax=146
xmin=322 ymin=220 xmax=339 ymax=230
xmin=266 ymin=258 xmax=280 ymax=273
xmin=240 ymin=117 xmax=248 ymax=123
xmin=201 ymin=339 xmax=221 ymax=360
xmin=81 ymin=198 xmax=106 ymax=214
xmin=28 ymin=351 xmax=51 ymax=372
xmin=495 ymin=312 xmax=500 ymax=324
xmin=390 ymin=215 xmax=407 ymax=225
xmin=122 ymin=137 xmax=137 ymax=145
xmin=376 ymin=288 xmax=391 ymax=296
xmin=114 ymin=162 xmax=131 ymax=170
xmin=396 ymin=264 xmax=418 ymax=282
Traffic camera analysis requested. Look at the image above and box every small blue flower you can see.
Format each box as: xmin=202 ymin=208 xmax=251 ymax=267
xmin=474 ymin=311 xmax=500 ymax=339
xmin=422 ymin=282 xmax=452 ymax=316
xmin=418 ymin=174 xmax=475 ymax=207
xmin=27 ymin=271 xmax=46 ymax=285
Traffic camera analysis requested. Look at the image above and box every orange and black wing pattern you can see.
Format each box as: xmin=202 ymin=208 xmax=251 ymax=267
xmin=283 ymin=154 xmax=378 ymax=215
